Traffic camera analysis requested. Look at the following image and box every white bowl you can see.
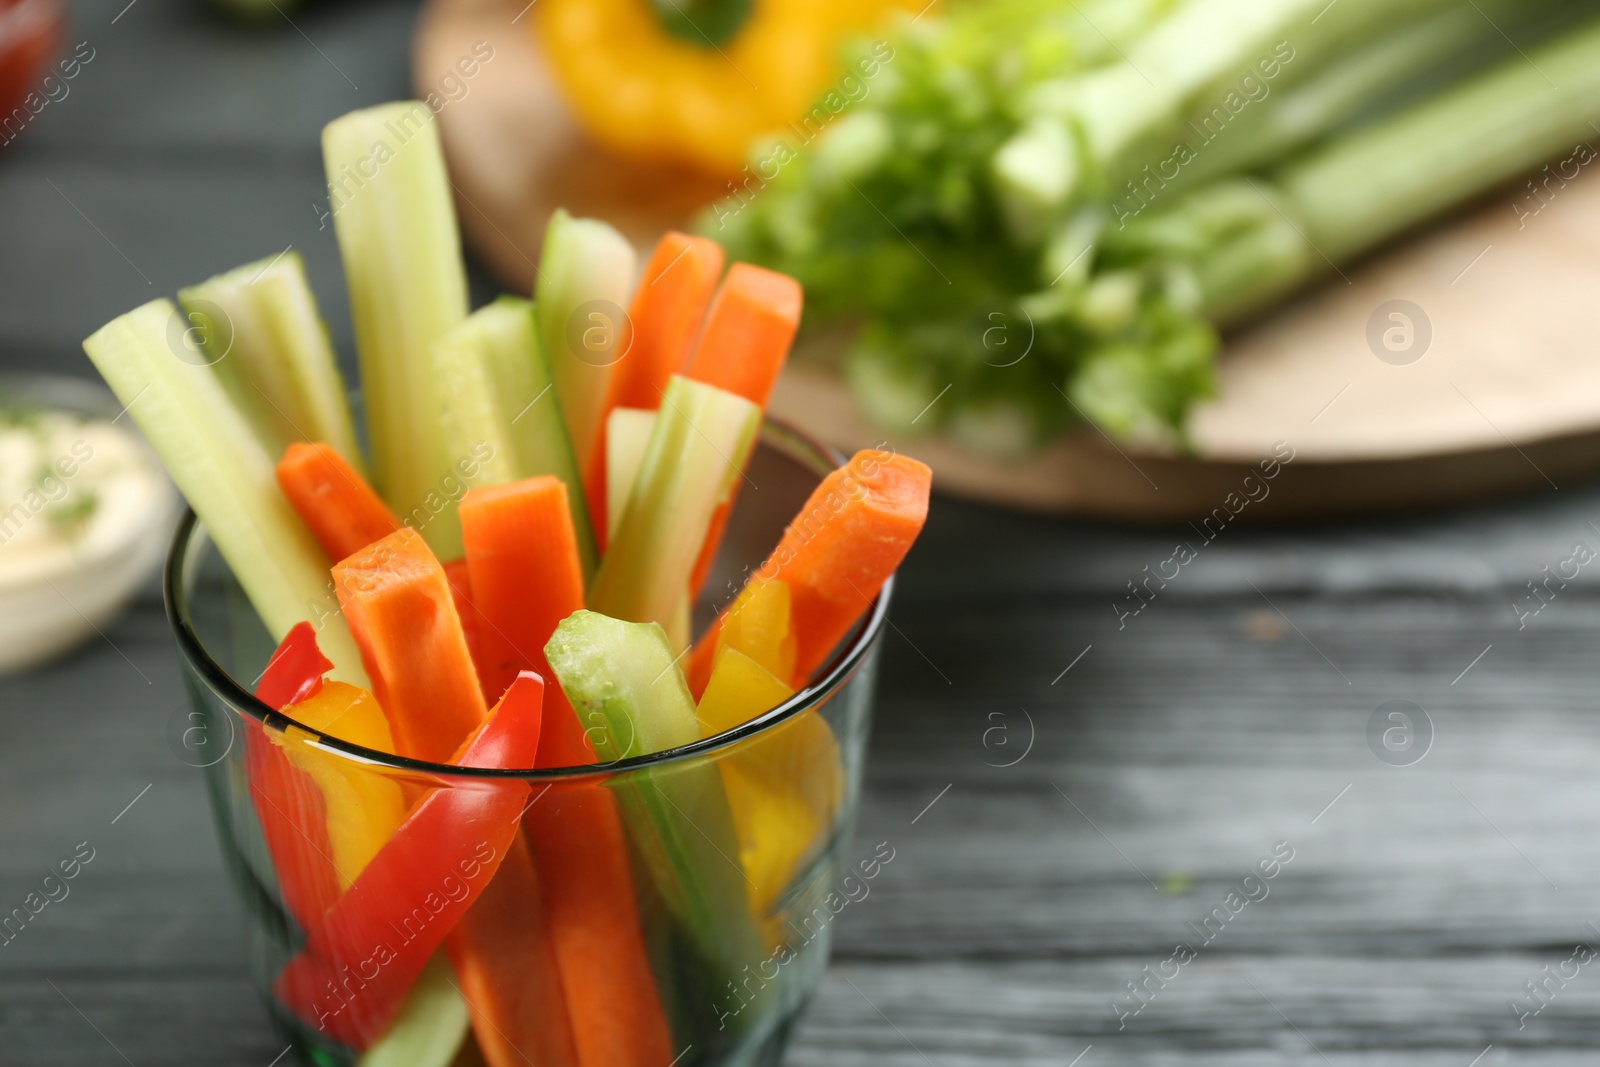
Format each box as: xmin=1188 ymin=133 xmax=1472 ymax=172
xmin=0 ymin=373 xmax=177 ymax=674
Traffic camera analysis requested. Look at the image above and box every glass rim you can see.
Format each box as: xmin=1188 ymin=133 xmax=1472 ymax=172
xmin=162 ymin=419 xmax=894 ymax=782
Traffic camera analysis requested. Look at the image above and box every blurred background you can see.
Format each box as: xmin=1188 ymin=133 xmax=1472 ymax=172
xmin=10 ymin=0 xmax=1600 ymax=1064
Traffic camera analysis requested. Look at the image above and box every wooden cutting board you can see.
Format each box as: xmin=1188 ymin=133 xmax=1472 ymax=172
xmin=415 ymin=0 xmax=1600 ymax=521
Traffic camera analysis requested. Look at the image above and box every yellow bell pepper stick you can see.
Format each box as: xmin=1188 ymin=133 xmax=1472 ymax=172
xmin=534 ymin=0 xmax=915 ymax=175
xmin=696 ymin=577 xmax=844 ymax=928
xmin=275 ymin=682 xmax=409 ymax=889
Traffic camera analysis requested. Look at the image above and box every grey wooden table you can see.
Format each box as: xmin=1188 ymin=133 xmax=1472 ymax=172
xmin=6 ymin=1 xmax=1600 ymax=1063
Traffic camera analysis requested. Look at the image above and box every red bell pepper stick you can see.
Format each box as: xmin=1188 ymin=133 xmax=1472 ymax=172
xmin=247 ymin=622 xmax=341 ymax=932
xmin=272 ymin=671 xmax=544 ymax=1050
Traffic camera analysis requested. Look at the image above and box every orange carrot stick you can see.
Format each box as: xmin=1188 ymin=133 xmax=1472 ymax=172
xmin=584 ymin=233 xmax=725 ymax=547
xmin=523 ymin=784 xmax=675 ymax=1067
xmin=458 ymin=476 xmax=674 ymax=1067
xmin=683 ymin=263 xmax=804 ymax=595
xmin=447 ymin=832 xmax=581 ymax=1067
xmin=689 ymin=449 xmax=931 ymax=695
xmin=332 ymin=527 xmax=489 ymax=763
xmin=275 ymin=442 xmax=400 ymax=562
xmin=458 ymin=476 xmax=590 ymax=763
xmin=685 ymin=262 xmax=802 ymax=410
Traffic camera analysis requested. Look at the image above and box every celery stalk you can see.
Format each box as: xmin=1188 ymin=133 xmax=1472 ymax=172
xmin=588 ymin=376 xmax=759 ymax=633
xmin=534 ymin=210 xmax=637 ymax=470
xmin=432 ymin=296 xmax=598 ymax=577
xmin=83 ymin=300 xmax=365 ymax=683
xmin=356 ymin=953 xmax=469 ymax=1067
xmin=177 ymin=251 xmax=364 ymax=475
xmin=323 ymin=101 xmax=469 ymax=558
xmin=1285 ymin=16 xmax=1600 ymax=263
xmin=604 ymin=407 xmax=657 ymax=542
xmin=545 ymin=610 xmax=764 ymax=1013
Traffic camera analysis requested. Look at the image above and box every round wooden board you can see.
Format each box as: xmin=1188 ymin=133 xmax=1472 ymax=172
xmin=416 ymin=0 xmax=1600 ymax=522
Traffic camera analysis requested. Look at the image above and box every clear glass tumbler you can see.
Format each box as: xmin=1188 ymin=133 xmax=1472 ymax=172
xmin=164 ymin=422 xmax=891 ymax=1067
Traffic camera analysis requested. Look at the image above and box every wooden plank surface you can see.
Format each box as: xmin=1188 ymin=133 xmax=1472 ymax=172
xmin=5 ymin=1 xmax=1600 ymax=1064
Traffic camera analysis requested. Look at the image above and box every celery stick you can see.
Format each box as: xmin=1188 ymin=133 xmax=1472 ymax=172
xmin=323 ymin=101 xmax=469 ymax=558
xmin=545 ymin=610 xmax=764 ymax=1011
xmin=357 ymin=953 xmax=469 ymax=1067
xmin=588 ymin=377 xmax=759 ymax=632
xmin=1284 ymin=15 xmax=1600 ymax=263
xmin=604 ymin=407 xmax=656 ymax=542
xmin=83 ymin=300 xmax=365 ymax=683
xmin=534 ymin=210 xmax=637 ymax=469
xmin=432 ymin=296 xmax=598 ymax=577
xmin=177 ymin=251 xmax=364 ymax=475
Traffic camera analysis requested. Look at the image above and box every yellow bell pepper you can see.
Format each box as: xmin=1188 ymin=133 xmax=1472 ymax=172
xmin=275 ymin=682 xmax=409 ymax=890
xmin=534 ymin=0 xmax=916 ymax=175
xmin=697 ymin=577 xmax=844 ymax=929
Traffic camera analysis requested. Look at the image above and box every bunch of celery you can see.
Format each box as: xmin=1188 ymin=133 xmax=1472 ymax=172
xmin=712 ymin=0 xmax=1600 ymax=452
xmin=82 ymin=100 xmax=932 ymax=1067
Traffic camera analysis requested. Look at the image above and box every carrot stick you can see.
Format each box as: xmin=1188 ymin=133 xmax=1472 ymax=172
xmin=446 ymin=831 xmax=581 ymax=1067
xmin=683 ymin=263 xmax=803 ymax=595
xmin=523 ymin=785 xmax=675 ymax=1067
xmin=332 ymin=527 xmax=489 ymax=763
xmin=688 ymin=449 xmax=931 ymax=696
xmin=276 ymin=441 xmax=401 ymax=563
xmin=584 ymin=233 xmax=725 ymax=548
xmin=685 ymin=262 xmax=801 ymax=410
xmin=457 ymin=476 xmax=674 ymax=1067
xmin=458 ymin=476 xmax=589 ymax=761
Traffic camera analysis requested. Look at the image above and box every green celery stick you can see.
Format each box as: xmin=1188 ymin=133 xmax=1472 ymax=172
xmin=545 ymin=610 xmax=764 ymax=1010
xmin=357 ymin=953 xmax=469 ymax=1067
xmin=323 ymin=101 xmax=469 ymax=558
xmin=588 ymin=376 xmax=759 ymax=633
xmin=83 ymin=300 xmax=365 ymax=684
xmin=177 ymin=251 xmax=364 ymax=475
xmin=534 ymin=209 xmax=637 ymax=471
xmin=431 ymin=296 xmax=598 ymax=578
xmin=603 ymin=406 xmax=656 ymax=542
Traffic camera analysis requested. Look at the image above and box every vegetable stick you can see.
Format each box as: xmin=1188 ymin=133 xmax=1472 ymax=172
xmin=545 ymin=611 xmax=764 ymax=1023
xmin=276 ymin=442 xmax=401 ymax=563
xmin=688 ymin=449 xmax=931 ymax=695
xmin=441 ymin=558 xmax=493 ymax=701
xmin=276 ymin=681 xmax=407 ymax=888
xmin=589 ymin=376 xmax=760 ymax=642
xmin=333 ymin=528 xmax=489 ymax=763
xmin=585 ymin=232 xmax=725 ymax=542
xmin=177 ymin=250 xmax=364 ymax=474
xmin=697 ymin=646 xmax=842 ymax=922
xmin=82 ymin=299 xmax=364 ymax=682
xmin=522 ymin=786 xmax=675 ymax=1067
xmin=535 ymin=210 xmax=637 ymax=485
xmin=273 ymin=673 xmax=542 ymax=1049
xmin=683 ymin=264 xmax=803 ymax=595
xmin=250 ymin=623 xmax=341 ymax=932
xmin=434 ymin=297 xmax=598 ymax=580
xmin=356 ymin=955 xmax=469 ymax=1067
xmin=602 ymin=408 xmax=656 ymax=543
xmin=323 ymin=101 xmax=469 ymax=558
xmin=458 ymin=481 xmax=676 ymax=1064
xmin=684 ymin=262 xmax=802 ymax=410
xmin=457 ymin=476 xmax=590 ymax=764
xmin=445 ymin=834 xmax=581 ymax=1067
